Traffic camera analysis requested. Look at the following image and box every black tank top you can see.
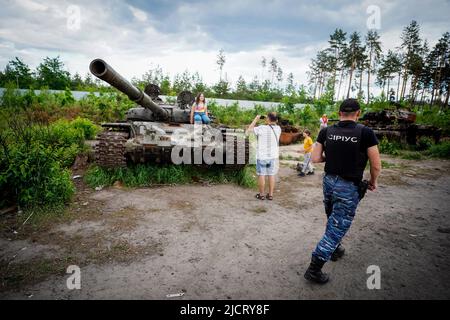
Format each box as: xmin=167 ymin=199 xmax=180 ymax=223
xmin=323 ymin=123 xmax=368 ymax=183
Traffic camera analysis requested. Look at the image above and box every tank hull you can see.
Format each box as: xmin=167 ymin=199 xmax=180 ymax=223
xmin=95 ymin=121 xmax=250 ymax=169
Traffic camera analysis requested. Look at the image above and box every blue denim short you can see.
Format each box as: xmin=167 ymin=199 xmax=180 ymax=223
xmin=256 ymin=159 xmax=277 ymax=176
xmin=194 ymin=112 xmax=210 ymax=124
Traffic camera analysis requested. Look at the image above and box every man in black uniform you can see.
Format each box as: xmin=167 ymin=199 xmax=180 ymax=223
xmin=304 ymin=99 xmax=381 ymax=284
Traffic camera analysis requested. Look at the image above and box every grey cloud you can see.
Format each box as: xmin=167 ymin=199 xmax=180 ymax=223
xmin=0 ymin=0 xmax=448 ymax=84
xmin=126 ymin=0 xmax=450 ymax=53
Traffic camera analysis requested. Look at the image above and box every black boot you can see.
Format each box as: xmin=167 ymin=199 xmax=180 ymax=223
xmin=331 ymin=244 xmax=345 ymax=262
xmin=304 ymin=256 xmax=329 ymax=284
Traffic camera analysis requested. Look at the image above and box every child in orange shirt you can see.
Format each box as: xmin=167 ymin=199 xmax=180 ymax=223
xmin=298 ymin=129 xmax=314 ymax=177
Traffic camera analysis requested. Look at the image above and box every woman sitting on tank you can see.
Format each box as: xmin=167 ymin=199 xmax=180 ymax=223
xmin=190 ymin=92 xmax=211 ymax=124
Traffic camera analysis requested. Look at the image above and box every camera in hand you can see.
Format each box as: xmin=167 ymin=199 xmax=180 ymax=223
xmin=259 ymin=115 xmax=266 ymax=120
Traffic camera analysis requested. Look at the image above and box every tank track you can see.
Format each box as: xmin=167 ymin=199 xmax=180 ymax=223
xmin=222 ymin=134 xmax=250 ymax=170
xmin=95 ymin=131 xmax=128 ymax=168
xmin=94 ymin=130 xmax=250 ymax=170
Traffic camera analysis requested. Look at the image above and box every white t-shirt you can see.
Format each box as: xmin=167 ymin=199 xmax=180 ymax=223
xmin=253 ymin=125 xmax=281 ymax=160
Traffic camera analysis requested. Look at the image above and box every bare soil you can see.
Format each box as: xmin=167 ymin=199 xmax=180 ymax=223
xmin=1 ymin=145 xmax=450 ymax=300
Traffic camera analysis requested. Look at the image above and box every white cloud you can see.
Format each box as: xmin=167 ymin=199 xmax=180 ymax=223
xmin=15 ymin=0 xmax=48 ymax=12
xmin=129 ymin=5 xmax=147 ymax=22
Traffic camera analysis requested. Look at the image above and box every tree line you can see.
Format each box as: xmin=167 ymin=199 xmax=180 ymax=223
xmin=2 ymin=21 xmax=448 ymax=107
xmin=0 ymin=56 xmax=103 ymax=91
xmin=0 ymin=53 xmax=309 ymax=103
xmin=308 ymin=21 xmax=450 ymax=107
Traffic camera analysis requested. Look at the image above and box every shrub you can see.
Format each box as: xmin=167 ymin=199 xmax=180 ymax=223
xmin=414 ymin=106 xmax=450 ymax=135
xmin=77 ymin=92 xmax=134 ymax=122
xmin=415 ymin=136 xmax=433 ymax=151
xmin=0 ymin=141 xmax=74 ymax=207
xmin=379 ymin=136 xmax=401 ymax=156
xmin=278 ymin=97 xmax=296 ymax=114
xmin=400 ymin=151 xmax=423 ymax=160
xmin=52 ymin=143 xmax=81 ymax=168
xmin=295 ymin=104 xmax=317 ymax=127
xmin=26 ymin=118 xmax=98 ymax=166
xmin=0 ymin=117 xmax=95 ymax=208
xmin=428 ymin=141 xmax=450 ymax=159
xmin=69 ymin=117 xmax=100 ymax=140
xmin=39 ymin=120 xmax=84 ymax=148
xmin=208 ymin=102 xmax=261 ymax=127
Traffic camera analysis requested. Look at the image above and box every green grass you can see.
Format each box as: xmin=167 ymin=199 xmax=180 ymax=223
xmin=399 ymin=151 xmax=424 ymax=160
xmin=379 ymin=136 xmax=450 ymax=160
xmin=16 ymin=204 xmax=69 ymax=227
xmin=84 ymin=164 xmax=257 ymax=189
xmin=379 ymin=136 xmax=401 ymax=156
xmin=381 ymin=160 xmax=398 ymax=169
xmin=279 ymin=154 xmax=300 ymax=161
xmin=427 ymin=141 xmax=450 ymax=159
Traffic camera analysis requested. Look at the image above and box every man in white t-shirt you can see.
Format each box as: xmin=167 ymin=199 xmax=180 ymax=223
xmin=246 ymin=112 xmax=281 ymax=201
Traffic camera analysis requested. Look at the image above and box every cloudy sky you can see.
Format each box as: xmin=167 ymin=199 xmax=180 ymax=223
xmin=0 ymin=0 xmax=449 ymax=90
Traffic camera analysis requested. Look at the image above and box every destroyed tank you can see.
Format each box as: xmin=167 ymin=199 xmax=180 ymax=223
xmin=89 ymin=59 xmax=249 ymax=169
xmin=360 ymin=109 xmax=441 ymax=145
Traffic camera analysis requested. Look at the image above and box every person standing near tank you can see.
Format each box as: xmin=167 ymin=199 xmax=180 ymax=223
xmin=190 ymin=93 xmax=211 ymax=124
xmin=298 ymin=129 xmax=314 ymax=177
xmin=303 ymin=99 xmax=381 ymax=284
xmin=320 ymin=114 xmax=328 ymax=130
xmin=246 ymin=112 xmax=281 ymax=201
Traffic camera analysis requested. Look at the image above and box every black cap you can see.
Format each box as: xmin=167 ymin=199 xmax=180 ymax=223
xmin=340 ymin=99 xmax=360 ymax=112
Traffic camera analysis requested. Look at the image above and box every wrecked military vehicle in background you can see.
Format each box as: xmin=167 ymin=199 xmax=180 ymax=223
xmin=360 ymin=109 xmax=441 ymax=145
xmin=278 ymin=119 xmax=302 ymax=145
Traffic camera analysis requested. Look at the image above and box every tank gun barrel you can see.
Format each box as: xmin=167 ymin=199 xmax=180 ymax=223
xmin=89 ymin=59 xmax=169 ymax=120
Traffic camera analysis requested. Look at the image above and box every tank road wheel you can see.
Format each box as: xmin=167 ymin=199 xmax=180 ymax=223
xmin=223 ymin=134 xmax=250 ymax=170
xmin=95 ymin=131 xmax=129 ymax=168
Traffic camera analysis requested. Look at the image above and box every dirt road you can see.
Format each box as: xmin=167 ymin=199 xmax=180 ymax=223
xmin=1 ymin=145 xmax=450 ymax=299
